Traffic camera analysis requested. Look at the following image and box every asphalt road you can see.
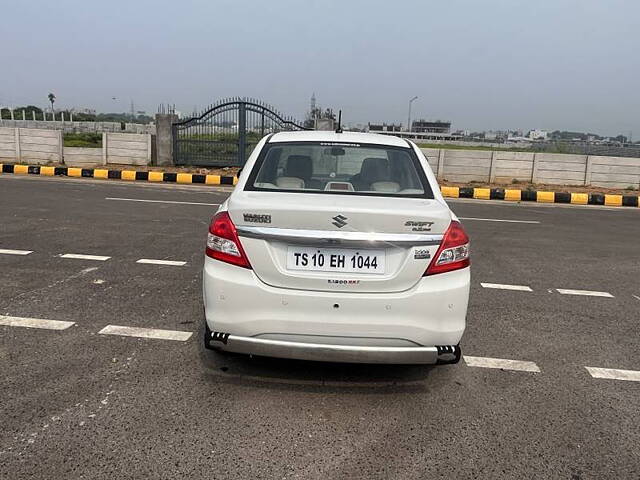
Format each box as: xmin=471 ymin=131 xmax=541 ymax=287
xmin=1 ymin=175 xmax=639 ymax=479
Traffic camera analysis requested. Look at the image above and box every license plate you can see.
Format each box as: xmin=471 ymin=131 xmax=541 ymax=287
xmin=286 ymin=246 xmax=385 ymax=274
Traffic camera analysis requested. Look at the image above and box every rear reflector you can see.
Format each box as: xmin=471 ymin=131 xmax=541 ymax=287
xmin=425 ymin=220 xmax=470 ymax=275
xmin=206 ymin=211 xmax=251 ymax=269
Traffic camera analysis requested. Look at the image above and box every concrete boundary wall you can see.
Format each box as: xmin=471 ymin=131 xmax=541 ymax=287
xmin=0 ymin=119 xmax=155 ymax=134
xmin=0 ymin=127 xmax=637 ymax=187
xmin=105 ymin=132 xmax=152 ymax=166
xmin=0 ymin=127 xmax=16 ymax=160
xmin=590 ymin=156 xmax=640 ymax=189
xmin=421 ymin=148 xmax=640 ymax=189
xmin=493 ymin=152 xmax=534 ymax=183
xmin=0 ymin=127 xmax=151 ymax=166
xmin=64 ymin=147 xmax=104 ymax=166
xmin=0 ymin=128 xmax=63 ymax=163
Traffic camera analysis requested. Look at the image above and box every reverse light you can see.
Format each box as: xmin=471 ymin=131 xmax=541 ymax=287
xmin=206 ymin=211 xmax=251 ymax=268
xmin=425 ymin=220 xmax=470 ymax=275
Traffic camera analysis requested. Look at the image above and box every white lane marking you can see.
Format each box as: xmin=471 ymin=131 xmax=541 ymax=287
xmin=105 ymin=197 xmax=220 ymax=206
xmin=464 ymin=356 xmax=540 ymax=373
xmin=632 ymin=295 xmax=640 ymax=301
xmin=0 ymin=249 xmax=33 ymax=255
xmin=556 ymin=289 xmax=614 ymax=298
xmin=60 ymin=254 xmax=111 ymax=261
xmin=481 ymin=283 xmax=532 ymax=292
xmin=136 ymin=259 xmax=187 ymax=266
xmin=99 ymin=325 xmax=192 ymax=341
xmin=0 ymin=315 xmax=75 ymax=330
xmin=586 ymin=367 xmax=640 ymax=382
xmin=458 ymin=217 xmax=540 ymax=224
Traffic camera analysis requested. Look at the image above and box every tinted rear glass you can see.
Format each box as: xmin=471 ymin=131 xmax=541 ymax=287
xmin=245 ymin=142 xmax=433 ymax=198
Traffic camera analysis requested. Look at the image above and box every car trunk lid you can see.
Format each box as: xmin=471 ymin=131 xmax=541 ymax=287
xmin=228 ymin=191 xmax=452 ymax=293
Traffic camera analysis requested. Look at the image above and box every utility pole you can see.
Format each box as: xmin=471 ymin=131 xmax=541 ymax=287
xmin=407 ymin=96 xmax=418 ymax=132
xmin=130 ymin=100 xmax=135 ymax=122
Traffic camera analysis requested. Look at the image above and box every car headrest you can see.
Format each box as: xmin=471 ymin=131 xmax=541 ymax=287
xmin=284 ymin=155 xmax=313 ymax=180
xmin=359 ymin=157 xmax=389 ymax=183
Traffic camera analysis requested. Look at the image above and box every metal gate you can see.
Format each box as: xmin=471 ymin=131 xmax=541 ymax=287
xmin=172 ymin=97 xmax=309 ymax=166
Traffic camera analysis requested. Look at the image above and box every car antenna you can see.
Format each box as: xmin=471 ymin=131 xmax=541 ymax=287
xmin=335 ymin=110 xmax=343 ymax=134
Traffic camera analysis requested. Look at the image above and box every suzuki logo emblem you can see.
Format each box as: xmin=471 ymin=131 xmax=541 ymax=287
xmin=332 ymin=214 xmax=348 ymax=228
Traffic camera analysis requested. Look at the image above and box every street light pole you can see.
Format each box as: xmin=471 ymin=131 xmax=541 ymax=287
xmin=407 ymin=96 xmax=418 ymax=132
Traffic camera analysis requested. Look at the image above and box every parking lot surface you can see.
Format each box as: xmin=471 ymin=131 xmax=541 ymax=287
xmin=1 ymin=175 xmax=639 ymax=479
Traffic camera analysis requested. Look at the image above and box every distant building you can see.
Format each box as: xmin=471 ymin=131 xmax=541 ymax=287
xmin=315 ymin=118 xmax=335 ymax=131
xmin=484 ymin=131 xmax=498 ymax=141
xmin=453 ymin=129 xmax=469 ymax=137
xmin=506 ymin=136 xmax=530 ymax=143
xmin=527 ymin=129 xmax=548 ymax=141
xmin=368 ymin=120 xmax=458 ymax=141
xmin=411 ymin=119 xmax=451 ymax=134
xmin=482 ymin=130 xmax=508 ymax=142
xmin=304 ymin=93 xmax=336 ymax=130
xmin=368 ymin=123 xmax=403 ymax=133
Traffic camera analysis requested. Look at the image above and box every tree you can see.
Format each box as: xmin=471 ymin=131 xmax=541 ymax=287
xmin=1 ymin=105 xmax=43 ymax=120
xmin=48 ymin=93 xmax=56 ymax=112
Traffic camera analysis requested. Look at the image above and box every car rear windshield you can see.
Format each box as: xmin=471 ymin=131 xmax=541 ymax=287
xmin=245 ymin=141 xmax=433 ymax=198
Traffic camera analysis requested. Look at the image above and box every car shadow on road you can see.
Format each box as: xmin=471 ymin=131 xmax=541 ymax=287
xmin=197 ymin=345 xmax=455 ymax=394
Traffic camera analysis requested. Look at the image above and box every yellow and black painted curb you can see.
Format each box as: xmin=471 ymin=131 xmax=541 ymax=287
xmin=440 ymin=186 xmax=640 ymax=207
xmin=0 ymin=163 xmax=238 ymax=186
xmin=2 ymin=163 xmax=639 ymax=207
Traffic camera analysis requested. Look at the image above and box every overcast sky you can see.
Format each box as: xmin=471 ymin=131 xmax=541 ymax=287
xmin=1 ymin=0 xmax=638 ymax=136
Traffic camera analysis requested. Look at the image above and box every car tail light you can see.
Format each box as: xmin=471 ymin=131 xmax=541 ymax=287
xmin=425 ymin=220 xmax=470 ymax=276
xmin=206 ymin=211 xmax=251 ymax=269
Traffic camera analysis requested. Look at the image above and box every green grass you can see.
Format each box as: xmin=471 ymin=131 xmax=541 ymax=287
xmin=63 ymin=132 xmax=102 ymax=148
xmin=176 ymin=132 xmax=263 ymax=160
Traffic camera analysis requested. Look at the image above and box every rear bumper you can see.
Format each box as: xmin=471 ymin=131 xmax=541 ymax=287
xmin=203 ymin=256 xmax=469 ymax=361
xmin=206 ymin=331 xmax=461 ymax=364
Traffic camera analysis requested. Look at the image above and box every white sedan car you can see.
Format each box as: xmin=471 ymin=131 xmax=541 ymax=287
xmin=203 ymin=130 xmax=470 ymax=364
